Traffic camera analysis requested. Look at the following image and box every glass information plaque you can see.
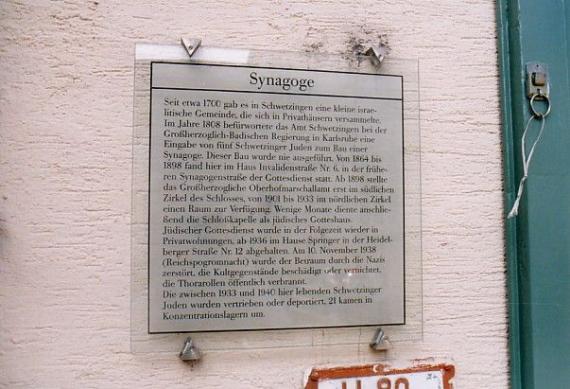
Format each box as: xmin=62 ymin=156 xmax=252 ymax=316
xmin=132 ymin=43 xmax=421 ymax=352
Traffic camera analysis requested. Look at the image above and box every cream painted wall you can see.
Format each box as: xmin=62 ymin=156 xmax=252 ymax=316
xmin=0 ymin=1 xmax=507 ymax=388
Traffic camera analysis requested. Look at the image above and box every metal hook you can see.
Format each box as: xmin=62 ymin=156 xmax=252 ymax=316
xmin=529 ymin=93 xmax=551 ymax=119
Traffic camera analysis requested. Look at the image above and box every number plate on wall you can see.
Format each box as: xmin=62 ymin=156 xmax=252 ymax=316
xmin=305 ymin=364 xmax=455 ymax=389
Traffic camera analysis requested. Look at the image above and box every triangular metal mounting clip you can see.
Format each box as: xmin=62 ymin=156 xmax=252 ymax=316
xmin=364 ymin=45 xmax=388 ymax=68
xmin=181 ymin=38 xmax=202 ymax=58
xmin=179 ymin=337 xmax=202 ymax=361
xmin=369 ymin=328 xmax=392 ymax=351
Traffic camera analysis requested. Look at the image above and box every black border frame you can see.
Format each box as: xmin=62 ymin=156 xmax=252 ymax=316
xmin=147 ymin=61 xmax=406 ymax=334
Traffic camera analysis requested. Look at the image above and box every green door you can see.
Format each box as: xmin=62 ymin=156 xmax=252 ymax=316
xmin=498 ymin=0 xmax=570 ymax=388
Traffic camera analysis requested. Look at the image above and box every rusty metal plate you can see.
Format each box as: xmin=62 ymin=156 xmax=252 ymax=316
xmin=305 ymin=364 xmax=455 ymax=389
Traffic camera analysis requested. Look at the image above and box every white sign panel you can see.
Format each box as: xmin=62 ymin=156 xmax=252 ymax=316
xmin=148 ymin=62 xmax=405 ymax=333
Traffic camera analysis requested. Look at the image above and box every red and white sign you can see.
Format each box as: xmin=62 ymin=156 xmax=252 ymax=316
xmin=305 ymin=364 xmax=454 ymax=389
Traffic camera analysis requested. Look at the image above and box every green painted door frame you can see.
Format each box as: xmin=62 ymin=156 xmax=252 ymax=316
xmin=497 ymin=0 xmax=570 ymax=388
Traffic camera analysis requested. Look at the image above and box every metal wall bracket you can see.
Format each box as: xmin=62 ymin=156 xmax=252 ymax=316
xmin=181 ymin=38 xmax=202 ymax=58
xmin=369 ymin=328 xmax=392 ymax=351
xmin=364 ymin=45 xmax=388 ymax=68
xmin=179 ymin=337 xmax=201 ymax=361
xmin=526 ymin=62 xmax=549 ymax=99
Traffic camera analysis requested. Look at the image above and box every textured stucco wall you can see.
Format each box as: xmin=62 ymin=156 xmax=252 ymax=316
xmin=0 ymin=1 xmax=507 ymax=388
